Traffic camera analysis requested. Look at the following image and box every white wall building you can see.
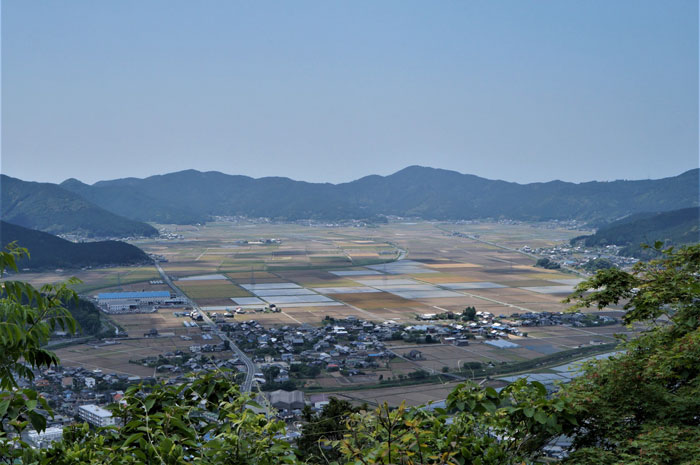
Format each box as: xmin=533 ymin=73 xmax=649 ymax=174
xmin=27 ymin=426 xmax=63 ymax=448
xmin=78 ymin=404 xmax=115 ymax=427
xmin=84 ymin=377 xmax=95 ymax=388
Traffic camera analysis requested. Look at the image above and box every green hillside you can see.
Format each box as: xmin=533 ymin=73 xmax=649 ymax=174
xmin=62 ymin=297 xmax=103 ymax=336
xmin=60 ymin=167 xmax=699 ymax=224
xmin=572 ymin=207 xmax=700 ymax=258
xmin=0 ymin=221 xmax=151 ymax=271
xmin=1 ymin=175 xmax=158 ymax=237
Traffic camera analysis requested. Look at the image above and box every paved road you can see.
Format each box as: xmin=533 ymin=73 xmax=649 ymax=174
xmin=153 ymin=261 xmax=257 ymax=392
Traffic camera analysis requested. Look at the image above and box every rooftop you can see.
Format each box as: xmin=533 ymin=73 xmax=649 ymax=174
xmin=78 ymin=404 xmax=113 ymax=418
xmin=97 ymin=291 xmax=170 ymax=300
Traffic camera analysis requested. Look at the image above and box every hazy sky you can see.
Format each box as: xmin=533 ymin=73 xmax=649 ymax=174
xmin=2 ymin=1 xmax=698 ymax=185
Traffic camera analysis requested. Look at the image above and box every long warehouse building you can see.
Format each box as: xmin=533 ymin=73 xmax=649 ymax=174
xmin=96 ymin=291 xmax=172 ymax=311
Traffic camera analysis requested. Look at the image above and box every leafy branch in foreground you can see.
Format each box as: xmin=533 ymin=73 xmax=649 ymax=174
xmin=0 ymin=245 xmax=80 ymax=462
xmin=0 ymin=244 xmax=79 ymax=389
xmin=565 ymin=242 xmax=700 ymax=324
xmin=560 ymin=243 xmax=700 ymax=464
xmin=43 ymin=372 xmax=297 ymax=464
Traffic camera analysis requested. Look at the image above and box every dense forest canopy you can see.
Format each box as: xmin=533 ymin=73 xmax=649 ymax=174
xmin=0 ymin=221 xmax=151 ymax=271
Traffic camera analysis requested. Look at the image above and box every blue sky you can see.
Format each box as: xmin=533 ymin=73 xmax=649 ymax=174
xmin=2 ymin=1 xmax=697 ymax=184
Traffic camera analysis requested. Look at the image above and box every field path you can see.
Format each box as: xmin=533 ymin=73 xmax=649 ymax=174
xmin=281 ymin=312 xmax=303 ymax=324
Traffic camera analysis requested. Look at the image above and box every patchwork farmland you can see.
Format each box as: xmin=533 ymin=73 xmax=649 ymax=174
xmin=27 ymin=221 xmax=631 ymax=403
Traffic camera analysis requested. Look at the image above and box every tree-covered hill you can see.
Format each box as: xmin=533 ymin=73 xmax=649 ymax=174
xmin=59 ymin=166 xmax=699 ymax=224
xmin=0 ymin=221 xmax=151 ymax=271
xmin=62 ymin=297 xmax=103 ymax=336
xmin=1 ymin=175 xmax=158 ymax=237
xmin=571 ymin=207 xmax=700 ymax=258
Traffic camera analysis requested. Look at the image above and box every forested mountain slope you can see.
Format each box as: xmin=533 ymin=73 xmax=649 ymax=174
xmin=60 ymin=166 xmax=699 ymax=224
xmin=0 ymin=221 xmax=151 ymax=270
xmin=572 ymin=207 xmax=700 ymax=258
xmin=1 ymin=175 xmax=158 ymax=237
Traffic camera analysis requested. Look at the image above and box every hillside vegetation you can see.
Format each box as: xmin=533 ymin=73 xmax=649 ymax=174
xmin=1 ymin=175 xmax=158 ymax=237
xmin=59 ymin=166 xmax=699 ymax=224
xmin=62 ymin=297 xmax=103 ymax=336
xmin=0 ymin=221 xmax=151 ymax=270
xmin=572 ymin=207 xmax=700 ymax=258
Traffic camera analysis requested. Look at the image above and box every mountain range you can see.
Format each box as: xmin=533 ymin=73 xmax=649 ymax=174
xmin=1 ymin=167 xmax=698 ymax=238
xmin=60 ymin=166 xmax=699 ymax=224
xmin=1 ymin=175 xmax=158 ymax=237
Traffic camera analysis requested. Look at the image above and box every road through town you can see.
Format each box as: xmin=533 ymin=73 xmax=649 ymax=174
xmin=153 ymin=261 xmax=257 ymax=392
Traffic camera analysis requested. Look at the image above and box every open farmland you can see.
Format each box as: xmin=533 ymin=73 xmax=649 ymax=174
xmin=52 ymin=306 xmax=230 ymax=378
xmin=23 ymin=220 xmax=631 ymax=403
xmin=84 ymin=221 xmax=599 ymax=328
xmin=328 ymin=381 xmax=464 ymax=408
xmin=4 ymin=265 xmax=162 ymax=296
xmin=175 ymin=279 xmax=252 ymax=306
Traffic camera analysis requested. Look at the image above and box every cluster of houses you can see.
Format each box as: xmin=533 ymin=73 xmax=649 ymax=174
xmin=219 ymin=318 xmax=397 ymax=383
xmin=156 ymin=228 xmax=184 ymax=241
xmin=408 ymin=310 xmax=528 ymax=342
xmin=136 ymin=350 xmax=242 ymax=375
xmin=216 ymin=312 xmax=537 ymax=388
xmin=512 ymin=311 xmax=618 ymax=327
xmin=234 ymin=238 xmax=282 ymax=245
xmin=522 ymin=243 xmax=639 ymax=271
xmin=16 ymin=366 xmax=146 ymax=447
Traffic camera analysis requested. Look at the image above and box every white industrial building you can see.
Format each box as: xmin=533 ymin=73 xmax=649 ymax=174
xmin=78 ymin=404 xmax=115 ymax=427
xmin=96 ymin=291 xmax=171 ymax=312
xmin=27 ymin=426 xmax=63 ymax=448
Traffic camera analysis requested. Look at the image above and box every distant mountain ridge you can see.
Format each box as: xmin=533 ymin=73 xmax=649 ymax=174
xmin=1 ymin=175 xmax=158 ymax=237
xmin=0 ymin=221 xmax=151 ymax=270
xmin=59 ymin=166 xmax=700 ymax=224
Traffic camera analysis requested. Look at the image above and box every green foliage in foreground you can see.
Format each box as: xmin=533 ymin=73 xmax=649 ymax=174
xmin=0 ymin=243 xmax=698 ymax=464
xmin=61 ymin=297 xmax=103 ymax=336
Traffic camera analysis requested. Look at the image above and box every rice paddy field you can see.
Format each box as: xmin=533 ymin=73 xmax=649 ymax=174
xmin=52 ymin=306 xmax=227 ymax=378
xmin=14 ymin=221 xmax=602 ymax=323
xmin=17 ymin=220 xmax=634 ymax=401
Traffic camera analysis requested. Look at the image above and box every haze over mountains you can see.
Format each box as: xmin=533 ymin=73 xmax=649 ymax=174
xmin=1 ymin=167 xmax=698 ymax=240
xmin=60 ymin=166 xmax=699 ymax=225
